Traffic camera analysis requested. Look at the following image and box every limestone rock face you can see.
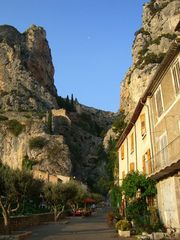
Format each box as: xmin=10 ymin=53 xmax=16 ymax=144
xmin=0 ymin=25 xmax=58 ymax=112
xmin=120 ymin=0 xmax=180 ymax=119
xmin=0 ymin=24 xmax=118 ymax=185
xmin=0 ymin=113 xmax=72 ymax=176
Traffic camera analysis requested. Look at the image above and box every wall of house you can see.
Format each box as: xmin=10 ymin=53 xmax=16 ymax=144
xmin=150 ymin=53 xmax=180 ymax=172
xmin=118 ymin=104 xmax=152 ymax=185
xmin=157 ymin=175 xmax=180 ymax=230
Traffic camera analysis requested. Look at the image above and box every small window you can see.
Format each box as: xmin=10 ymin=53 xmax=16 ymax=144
xmin=155 ymin=88 xmax=164 ymax=117
xmin=121 ymin=144 xmax=124 ymax=160
xmin=172 ymin=60 xmax=180 ymax=94
xmin=140 ymin=113 xmax=146 ymax=137
xmin=130 ymin=133 xmax=134 ymax=153
xmin=130 ymin=162 xmax=135 ymax=172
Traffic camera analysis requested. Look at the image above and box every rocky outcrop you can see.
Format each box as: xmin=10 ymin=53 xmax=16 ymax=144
xmin=53 ymin=104 xmax=117 ymax=183
xmin=0 ymin=25 xmax=58 ymax=112
xmin=120 ymin=0 xmax=180 ymax=119
xmin=0 ymin=24 xmax=118 ymax=186
xmin=0 ymin=112 xmax=72 ymax=176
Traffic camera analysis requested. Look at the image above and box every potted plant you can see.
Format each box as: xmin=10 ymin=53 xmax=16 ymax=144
xmin=115 ymin=219 xmax=131 ymax=237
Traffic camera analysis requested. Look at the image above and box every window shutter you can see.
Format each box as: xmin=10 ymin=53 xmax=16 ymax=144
xmin=142 ymin=155 xmax=146 ymax=174
xmin=172 ymin=61 xmax=180 ymax=94
xmin=130 ymin=162 xmax=135 ymax=172
xmin=147 ymin=149 xmax=152 ymax=174
xmin=121 ymin=144 xmax=124 ymax=160
xmin=155 ymin=88 xmax=163 ymax=117
xmin=131 ymin=133 xmax=134 ymax=152
xmin=159 ymin=134 xmax=168 ymax=164
xmin=140 ymin=114 xmax=146 ymax=136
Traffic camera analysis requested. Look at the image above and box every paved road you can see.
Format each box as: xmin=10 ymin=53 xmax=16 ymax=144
xmin=26 ymin=208 xmax=132 ymax=240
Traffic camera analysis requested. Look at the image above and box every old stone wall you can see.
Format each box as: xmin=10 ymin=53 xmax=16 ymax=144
xmin=0 ymin=213 xmax=54 ymax=234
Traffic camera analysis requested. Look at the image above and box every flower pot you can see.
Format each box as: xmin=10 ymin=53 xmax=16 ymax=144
xmin=118 ymin=229 xmax=130 ymax=237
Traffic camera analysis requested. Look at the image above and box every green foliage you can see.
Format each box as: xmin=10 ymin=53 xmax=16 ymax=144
xmin=147 ymin=1 xmax=169 ymax=15
xmin=33 ymin=111 xmax=46 ymax=119
xmin=0 ymin=164 xmax=43 ymax=233
xmin=109 ymin=185 xmax=122 ymax=209
xmin=116 ymin=219 xmax=131 ymax=231
xmin=7 ymin=119 xmax=24 ymax=136
xmin=47 ymin=110 xmax=52 ymax=134
xmin=29 ymin=136 xmax=47 ymax=150
xmin=43 ymin=180 xmax=84 ymax=221
xmin=22 ymin=155 xmax=36 ymax=171
xmin=137 ymin=52 xmax=166 ymax=69
xmin=121 ymin=171 xmax=156 ymax=199
xmin=120 ymin=171 xmax=157 ymax=231
xmin=151 ymin=33 xmax=177 ymax=45
xmin=106 ymin=139 xmax=118 ymax=181
xmin=112 ymin=112 xmax=127 ymax=137
xmin=56 ymin=95 xmax=76 ymax=112
xmin=143 ymin=52 xmax=165 ymax=65
xmin=0 ymin=115 xmax=8 ymax=121
xmin=76 ymin=112 xmax=103 ymax=136
xmin=134 ymin=28 xmax=150 ymax=37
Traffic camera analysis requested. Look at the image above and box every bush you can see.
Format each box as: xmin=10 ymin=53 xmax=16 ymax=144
xmin=0 ymin=115 xmax=8 ymax=121
xmin=7 ymin=119 xmax=24 ymax=136
xmin=29 ymin=136 xmax=47 ymax=150
xmin=134 ymin=28 xmax=150 ymax=37
xmin=22 ymin=155 xmax=36 ymax=171
xmin=116 ymin=220 xmax=131 ymax=231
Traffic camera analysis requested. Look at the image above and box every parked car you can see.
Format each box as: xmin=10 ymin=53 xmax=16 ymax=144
xmin=73 ymin=208 xmax=92 ymax=216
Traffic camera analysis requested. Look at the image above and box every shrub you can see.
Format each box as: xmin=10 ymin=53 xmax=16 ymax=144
xmin=29 ymin=136 xmax=47 ymax=150
xmin=116 ymin=220 xmax=131 ymax=231
xmin=22 ymin=155 xmax=36 ymax=171
xmin=0 ymin=115 xmax=8 ymax=121
xmin=7 ymin=119 xmax=24 ymax=136
xmin=134 ymin=28 xmax=150 ymax=37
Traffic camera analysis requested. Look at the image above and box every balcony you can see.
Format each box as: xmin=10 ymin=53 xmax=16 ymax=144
xmin=148 ymin=135 xmax=180 ymax=180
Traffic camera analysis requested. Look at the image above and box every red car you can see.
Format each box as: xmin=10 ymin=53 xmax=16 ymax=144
xmin=73 ymin=208 xmax=84 ymax=216
xmin=73 ymin=208 xmax=92 ymax=216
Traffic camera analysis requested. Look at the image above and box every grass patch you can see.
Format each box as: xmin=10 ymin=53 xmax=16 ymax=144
xmin=7 ymin=119 xmax=24 ymax=136
xmin=29 ymin=136 xmax=47 ymax=150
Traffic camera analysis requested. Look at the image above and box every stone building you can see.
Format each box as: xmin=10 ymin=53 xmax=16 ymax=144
xmin=117 ymin=37 xmax=180 ymax=230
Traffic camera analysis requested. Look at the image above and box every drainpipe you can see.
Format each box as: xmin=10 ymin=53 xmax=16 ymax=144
xmin=140 ymin=99 xmax=154 ymax=172
xmin=127 ymin=138 xmax=129 ymax=173
xmin=134 ymin=123 xmax=138 ymax=171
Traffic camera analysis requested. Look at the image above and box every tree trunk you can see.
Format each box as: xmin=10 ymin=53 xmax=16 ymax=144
xmin=2 ymin=209 xmax=11 ymax=235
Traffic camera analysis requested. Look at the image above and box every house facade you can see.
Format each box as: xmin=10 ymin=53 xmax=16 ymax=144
xmin=117 ymin=37 xmax=180 ymax=230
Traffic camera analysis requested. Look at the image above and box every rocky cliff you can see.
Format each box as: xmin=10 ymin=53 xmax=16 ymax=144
xmin=0 ymin=25 xmax=117 ymax=187
xmin=120 ymin=0 xmax=180 ymax=119
xmin=0 ymin=25 xmax=58 ymax=112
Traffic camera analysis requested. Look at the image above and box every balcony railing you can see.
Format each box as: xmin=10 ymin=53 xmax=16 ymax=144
xmin=150 ymin=135 xmax=180 ymax=175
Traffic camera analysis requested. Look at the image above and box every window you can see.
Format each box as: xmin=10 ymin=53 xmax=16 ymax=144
xmin=130 ymin=162 xmax=135 ymax=172
xmin=142 ymin=149 xmax=152 ymax=175
xmin=172 ymin=59 xmax=180 ymax=94
xmin=121 ymin=144 xmax=124 ymax=160
xmin=130 ymin=133 xmax=134 ymax=153
xmin=159 ymin=133 xmax=168 ymax=164
xmin=155 ymin=87 xmax=164 ymax=117
xmin=140 ymin=113 xmax=146 ymax=137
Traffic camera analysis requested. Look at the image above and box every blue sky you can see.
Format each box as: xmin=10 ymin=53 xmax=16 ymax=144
xmin=1 ymin=0 xmax=147 ymax=112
